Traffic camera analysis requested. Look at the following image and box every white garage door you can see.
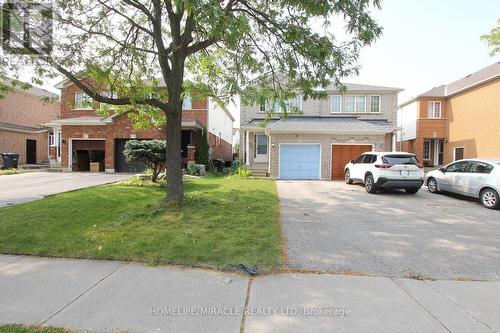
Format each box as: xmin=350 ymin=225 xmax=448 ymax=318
xmin=279 ymin=144 xmax=321 ymax=180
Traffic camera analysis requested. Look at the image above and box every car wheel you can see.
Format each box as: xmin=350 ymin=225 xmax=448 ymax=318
xmin=344 ymin=169 xmax=353 ymax=184
xmin=364 ymin=174 xmax=377 ymax=193
xmin=480 ymin=188 xmax=500 ymax=210
xmin=405 ymin=188 xmax=419 ymax=194
xmin=427 ymin=177 xmax=440 ymax=194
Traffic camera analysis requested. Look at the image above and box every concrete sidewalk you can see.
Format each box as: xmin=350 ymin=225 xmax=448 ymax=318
xmin=1 ymin=255 xmax=499 ymax=333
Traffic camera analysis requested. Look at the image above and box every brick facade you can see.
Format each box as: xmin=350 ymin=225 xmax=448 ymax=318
xmin=56 ymin=81 xmax=233 ymax=171
xmin=0 ymin=130 xmax=49 ymax=165
xmin=60 ymin=114 xmax=166 ymax=171
xmin=0 ymin=85 xmax=59 ymax=166
xmin=399 ymin=78 xmax=500 ymax=165
xmin=209 ymin=132 xmax=233 ymax=161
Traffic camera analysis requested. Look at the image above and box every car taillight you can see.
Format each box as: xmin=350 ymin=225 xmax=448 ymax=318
xmin=417 ymin=163 xmax=424 ymax=169
xmin=375 ymin=164 xmax=392 ymax=169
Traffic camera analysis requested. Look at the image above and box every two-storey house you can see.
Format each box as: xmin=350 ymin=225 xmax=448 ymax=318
xmin=398 ymin=62 xmax=500 ymax=167
xmin=44 ymin=79 xmax=234 ymax=172
xmin=240 ymin=83 xmax=402 ymax=179
xmin=0 ymin=79 xmax=59 ymax=167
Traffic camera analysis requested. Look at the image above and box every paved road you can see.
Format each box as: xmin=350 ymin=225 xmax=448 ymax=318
xmin=1 ymin=255 xmax=499 ymax=332
xmin=278 ymin=181 xmax=500 ymax=280
xmin=0 ymin=172 xmax=132 ymax=207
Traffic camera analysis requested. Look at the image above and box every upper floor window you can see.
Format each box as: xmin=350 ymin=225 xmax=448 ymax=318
xmin=268 ymin=96 xmax=302 ymax=113
xmin=259 ymin=101 xmax=266 ymax=112
xmin=345 ymin=95 xmax=366 ymax=113
xmin=100 ymin=91 xmax=118 ymax=109
xmin=370 ymin=96 xmax=381 ymax=113
xmin=182 ymin=95 xmax=192 ymax=110
xmin=291 ymin=95 xmax=302 ymax=111
xmin=330 ymin=95 xmax=342 ymax=113
xmin=74 ymin=92 xmax=93 ymax=110
xmin=427 ymin=101 xmax=441 ymax=118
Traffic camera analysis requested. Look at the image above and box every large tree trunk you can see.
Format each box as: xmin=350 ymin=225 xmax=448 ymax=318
xmin=164 ymin=56 xmax=185 ymax=205
xmin=164 ymin=105 xmax=183 ymax=204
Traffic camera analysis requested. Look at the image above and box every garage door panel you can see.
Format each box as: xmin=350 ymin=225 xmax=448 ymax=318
xmin=280 ymin=144 xmax=320 ymax=180
xmin=115 ymin=139 xmax=149 ymax=173
xmin=331 ymin=145 xmax=372 ymax=180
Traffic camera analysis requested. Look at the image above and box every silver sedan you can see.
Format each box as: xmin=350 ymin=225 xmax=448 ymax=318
xmin=425 ymin=159 xmax=500 ymax=209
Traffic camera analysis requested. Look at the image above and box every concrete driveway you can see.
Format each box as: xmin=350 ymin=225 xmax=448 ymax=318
xmin=278 ymin=181 xmax=500 ymax=280
xmin=0 ymin=171 xmax=132 ymax=207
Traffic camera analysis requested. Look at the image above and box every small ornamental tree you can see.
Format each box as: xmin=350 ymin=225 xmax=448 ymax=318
xmin=123 ymin=140 xmax=167 ymax=182
xmin=196 ymin=128 xmax=210 ymax=167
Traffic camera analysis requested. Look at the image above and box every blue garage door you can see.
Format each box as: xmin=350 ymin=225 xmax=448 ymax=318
xmin=279 ymin=144 xmax=321 ymax=179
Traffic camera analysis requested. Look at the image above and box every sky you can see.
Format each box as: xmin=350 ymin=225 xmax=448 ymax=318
xmin=348 ymin=0 xmax=500 ymax=102
xmin=10 ymin=0 xmax=500 ymax=125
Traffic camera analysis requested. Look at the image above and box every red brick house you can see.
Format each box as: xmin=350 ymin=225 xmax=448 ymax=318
xmin=0 ymin=79 xmax=60 ymax=167
xmin=44 ymin=79 xmax=234 ymax=172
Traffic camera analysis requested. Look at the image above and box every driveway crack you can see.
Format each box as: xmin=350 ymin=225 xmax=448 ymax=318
xmin=391 ymin=278 xmax=451 ymax=332
xmin=40 ymin=262 xmax=127 ymax=324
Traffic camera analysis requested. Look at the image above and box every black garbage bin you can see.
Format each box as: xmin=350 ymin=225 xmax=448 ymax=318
xmin=212 ymin=159 xmax=225 ymax=173
xmin=1 ymin=153 xmax=19 ymax=169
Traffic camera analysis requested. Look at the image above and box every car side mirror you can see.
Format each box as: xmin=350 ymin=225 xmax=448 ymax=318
xmin=439 ymin=167 xmax=446 ymax=173
xmin=350 ymin=160 xmax=355 ymax=164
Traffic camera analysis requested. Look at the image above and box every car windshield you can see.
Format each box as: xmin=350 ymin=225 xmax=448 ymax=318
xmin=382 ymin=155 xmax=419 ymax=165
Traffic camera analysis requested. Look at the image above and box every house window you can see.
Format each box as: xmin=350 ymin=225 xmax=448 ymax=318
xmin=370 ymin=96 xmax=381 ymax=113
xmin=74 ymin=92 xmax=93 ymax=110
xmin=182 ymin=95 xmax=192 ymax=110
xmin=427 ymin=101 xmax=441 ymax=118
xmin=291 ymin=95 xmax=302 ymax=111
xmin=454 ymin=147 xmax=464 ymax=161
xmin=99 ymin=91 xmax=118 ymax=109
xmin=331 ymin=95 xmax=342 ymax=113
xmin=259 ymin=101 xmax=266 ymax=112
xmin=271 ymin=96 xmax=302 ymax=113
xmin=345 ymin=96 xmax=366 ymax=113
xmin=423 ymin=140 xmax=431 ymax=160
xmin=48 ymin=132 xmax=55 ymax=146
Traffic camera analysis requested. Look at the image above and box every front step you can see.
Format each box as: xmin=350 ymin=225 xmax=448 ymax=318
xmin=19 ymin=164 xmax=50 ymax=170
xmin=250 ymin=163 xmax=269 ymax=177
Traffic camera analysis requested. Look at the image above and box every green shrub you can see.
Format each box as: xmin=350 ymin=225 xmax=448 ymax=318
xmin=196 ymin=128 xmax=210 ymax=167
xmin=186 ymin=163 xmax=201 ymax=176
xmin=123 ymin=140 xmax=166 ymax=182
xmin=0 ymin=169 xmax=20 ymax=175
xmin=118 ymin=176 xmax=166 ymax=187
xmin=237 ymin=167 xmax=252 ymax=177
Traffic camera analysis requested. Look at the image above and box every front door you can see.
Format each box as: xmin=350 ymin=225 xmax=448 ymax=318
xmin=254 ymin=134 xmax=268 ymax=163
xmin=26 ymin=139 xmax=37 ymax=164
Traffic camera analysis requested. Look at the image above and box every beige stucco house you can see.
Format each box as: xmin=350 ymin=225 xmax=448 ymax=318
xmin=240 ymin=83 xmax=402 ymax=179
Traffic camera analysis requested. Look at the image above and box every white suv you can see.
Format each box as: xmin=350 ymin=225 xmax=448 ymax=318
xmin=344 ymin=152 xmax=425 ymax=194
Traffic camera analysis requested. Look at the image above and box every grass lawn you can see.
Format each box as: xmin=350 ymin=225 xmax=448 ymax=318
xmin=0 ymin=325 xmax=73 ymax=333
xmin=0 ymin=176 xmax=283 ymax=272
